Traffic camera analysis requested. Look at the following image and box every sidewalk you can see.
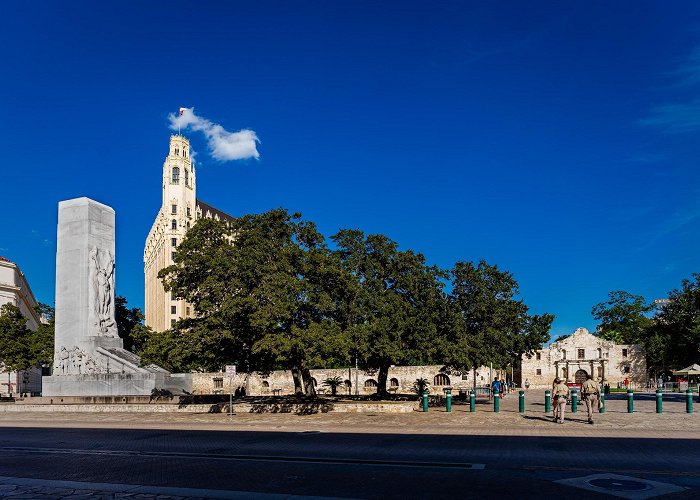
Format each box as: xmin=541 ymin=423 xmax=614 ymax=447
xmin=0 ymin=476 xmax=342 ymax=499
xmin=0 ymin=393 xmax=696 ymax=438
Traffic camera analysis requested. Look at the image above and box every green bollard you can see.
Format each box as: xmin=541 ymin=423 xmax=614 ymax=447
xmin=571 ymin=389 xmax=578 ymax=413
xmin=687 ymin=389 xmax=693 ymax=414
xmin=519 ymin=390 xmax=525 ymax=413
xmin=627 ymin=389 xmax=634 ymax=413
xmin=599 ymin=392 xmax=605 ymax=413
xmin=445 ymin=388 xmax=452 ymax=413
xmin=422 ymin=390 xmax=429 ymax=413
xmin=545 ymin=390 xmax=551 ymax=414
xmin=493 ymin=390 xmax=500 ymax=412
xmin=469 ymin=390 xmax=475 ymax=412
xmin=656 ymin=389 xmax=663 ymax=414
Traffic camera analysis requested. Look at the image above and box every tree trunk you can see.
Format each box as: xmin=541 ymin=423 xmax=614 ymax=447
xmin=376 ymin=363 xmax=390 ymax=397
xmin=291 ymin=368 xmax=304 ymax=395
xmin=302 ymin=368 xmax=317 ymax=397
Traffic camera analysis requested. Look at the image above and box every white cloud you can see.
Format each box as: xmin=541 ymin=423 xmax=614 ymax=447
xmin=640 ymin=46 xmax=700 ymax=133
xmin=168 ymin=107 xmax=260 ymax=161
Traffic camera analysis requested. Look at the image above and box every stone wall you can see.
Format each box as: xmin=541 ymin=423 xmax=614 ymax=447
xmin=192 ymin=364 xmax=499 ymax=397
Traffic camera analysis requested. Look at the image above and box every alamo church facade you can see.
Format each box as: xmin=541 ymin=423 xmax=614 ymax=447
xmin=516 ymin=327 xmax=646 ymax=389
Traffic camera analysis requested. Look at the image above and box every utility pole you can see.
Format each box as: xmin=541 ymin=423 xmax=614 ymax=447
xmin=355 ymin=356 xmax=359 ymax=396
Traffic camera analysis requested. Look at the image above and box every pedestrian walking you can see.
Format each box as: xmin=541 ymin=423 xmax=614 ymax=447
xmin=524 ymin=379 xmax=530 ymax=391
xmin=581 ymin=374 xmax=600 ymax=424
xmin=492 ymin=377 xmax=500 ymax=399
xmin=552 ymin=377 xmax=569 ymax=424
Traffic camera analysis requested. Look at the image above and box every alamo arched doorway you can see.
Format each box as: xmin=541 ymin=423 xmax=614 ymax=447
xmin=574 ymin=369 xmax=588 ymax=384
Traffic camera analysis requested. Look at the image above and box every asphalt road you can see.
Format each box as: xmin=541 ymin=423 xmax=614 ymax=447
xmin=0 ymin=426 xmax=698 ymax=499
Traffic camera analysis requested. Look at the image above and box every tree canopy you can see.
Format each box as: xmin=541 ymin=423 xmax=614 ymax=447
xmin=0 ymin=303 xmax=49 ymax=373
xmin=442 ymin=260 xmax=553 ymax=386
xmin=145 ymin=208 xmax=553 ymax=396
xmin=331 ymin=229 xmax=450 ymax=395
xmin=592 ymin=274 xmax=700 ymax=373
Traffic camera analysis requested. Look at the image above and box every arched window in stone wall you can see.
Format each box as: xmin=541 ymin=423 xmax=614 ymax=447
xmin=344 ymin=379 xmax=352 ymax=387
xmin=390 ymin=378 xmax=399 ymax=387
xmin=172 ymin=167 xmax=180 ymax=183
xmin=261 ymin=381 xmax=269 ymax=388
xmin=433 ymin=374 xmax=450 ymax=386
xmin=364 ymin=379 xmax=377 ymax=388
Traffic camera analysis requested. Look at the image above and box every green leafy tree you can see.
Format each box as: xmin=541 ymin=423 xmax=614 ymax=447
xmin=158 ymin=210 xmax=352 ymax=394
xmin=332 ymin=230 xmax=449 ymax=396
xmin=653 ymin=274 xmax=700 ymax=369
xmin=443 ymin=260 xmax=552 ymax=388
xmin=32 ymin=303 xmax=55 ymax=367
xmin=591 ymin=291 xmax=655 ymax=345
xmin=115 ymin=296 xmax=147 ymax=353
xmin=0 ymin=304 xmax=34 ymax=373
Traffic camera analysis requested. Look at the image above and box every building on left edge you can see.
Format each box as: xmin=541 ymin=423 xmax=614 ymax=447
xmin=0 ymin=256 xmax=45 ymax=396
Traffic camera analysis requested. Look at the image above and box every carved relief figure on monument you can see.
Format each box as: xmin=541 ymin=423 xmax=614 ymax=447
xmin=56 ymin=346 xmax=104 ymax=375
xmin=90 ymin=247 xmax=118 ymax=337
xmin=57 ymin=346 xmax=70 ymax=374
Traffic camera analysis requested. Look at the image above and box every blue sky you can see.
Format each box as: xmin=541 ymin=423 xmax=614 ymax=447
xmin=1 ymin=1 xmax=699 ymax=338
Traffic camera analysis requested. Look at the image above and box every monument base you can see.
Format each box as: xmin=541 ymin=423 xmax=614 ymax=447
xmin=42 ymin=372 xmax=192 ymax=397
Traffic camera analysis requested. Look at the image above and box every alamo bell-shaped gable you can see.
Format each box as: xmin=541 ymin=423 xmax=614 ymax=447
xmin=518 ymin=327 xmax=646 ymax=389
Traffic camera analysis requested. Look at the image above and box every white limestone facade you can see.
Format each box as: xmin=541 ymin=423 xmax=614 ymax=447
xmin=192 ymin=364 xmax=498 ymax=397
xmin=517 ymin=327 xmax=647 ymax=389
xmin=0 ymin=256 xmax=43 ymax=395
xmin=144 ymin=135 xmax=235 ymax=332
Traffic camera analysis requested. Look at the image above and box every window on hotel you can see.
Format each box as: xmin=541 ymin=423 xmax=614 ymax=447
xmin=172 ymin=167 xmax=180 ymax=183
xmin=171 ymin=238 xmax=177 ymax=247
xmin=171 ymin=306 xmax=176 ymax=314
xmin=536 ymin=352 xmax=541 ymax=360
xmin=171 ymin=219 xmax=177 ymax=230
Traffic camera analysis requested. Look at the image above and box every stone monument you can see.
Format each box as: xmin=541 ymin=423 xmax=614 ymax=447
xmin=43 ymin=197 xmax=191 ymax=396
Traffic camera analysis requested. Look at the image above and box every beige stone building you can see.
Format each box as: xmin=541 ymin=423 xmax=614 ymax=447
xmin=517 ymin=327 xmax=646 ymax=389
xmin=143 ymin=135 xmax=234 ymax=332
xmin=0 ymin=256 xmax=44 ymax=395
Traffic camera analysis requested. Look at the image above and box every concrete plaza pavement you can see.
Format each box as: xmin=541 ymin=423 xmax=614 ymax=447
xmin=0 ymin=391 xmax=697 ymax=499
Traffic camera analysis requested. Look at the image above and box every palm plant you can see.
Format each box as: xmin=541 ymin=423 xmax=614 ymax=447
xmin=413 ymin=377 xmax=430 ymax=396
xmin=322 ymin=376 xmax=344 ymax=396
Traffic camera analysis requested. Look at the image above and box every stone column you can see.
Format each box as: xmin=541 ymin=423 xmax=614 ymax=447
xmin=54 ymin=198 xmax=122 ymax=375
